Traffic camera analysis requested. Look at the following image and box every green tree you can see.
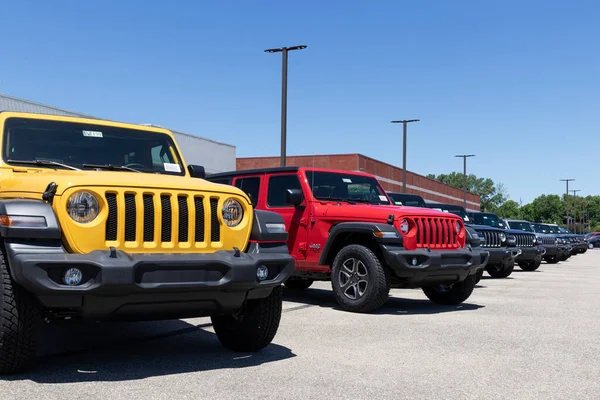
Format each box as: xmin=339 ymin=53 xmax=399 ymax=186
xmin=529 ymin=194 xmax=564 ymax=224
xmin=426 ymin=172 xmax=507 ymax=212
xmin=519 ymin=203 xmax=535 ymax=222
xmin=496 ymin=200 xmax=520 ymax=219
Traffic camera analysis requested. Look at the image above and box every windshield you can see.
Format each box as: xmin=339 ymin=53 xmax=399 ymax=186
xmin=3 ymin=117 xmax=185 ymax=176
xmin=470 ymin=213 xmax=506 ymax=229
xmin=557 ymin=226 xmax=572 ymax=234
xmin=387 ymin=193 xmax=426 ymax=207
xmin=507 ymin=221 xmax=534 ymax=232
xmin=428 ymin=205 xmax=469 ymax=221
xmin=305 ymin=170 xmax=391 ymax=205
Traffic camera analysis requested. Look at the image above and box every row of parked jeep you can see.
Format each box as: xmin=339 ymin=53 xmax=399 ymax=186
xmin=0 ymin=111 xmax=589 ymax=375
xmin=385 ymin=192 xmax=589 ymax=282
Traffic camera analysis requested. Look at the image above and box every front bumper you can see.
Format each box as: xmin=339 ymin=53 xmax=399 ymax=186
xmin=381 ymin=245 xmax=489 ymax=287
xmin=515 ymin=246 xmax=545 ymax=262
xmin=485 ymin=247 xmax=520 ymax=265
xmin=541 ymin=244 xmax=560 ymax=256
xmin=5 ymin=240 xmax=294 ymax=320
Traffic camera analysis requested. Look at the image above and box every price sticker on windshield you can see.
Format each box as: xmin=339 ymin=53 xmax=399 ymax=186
xmin=379 ymin=195 xmax=388 ymax=201
xmin=164 ymin=163 xmax=181 ymax=173
xmin=342 ymin=178 xmax=352 ymax=183
xmin=82 ymin=130 xmax=103 ymax=138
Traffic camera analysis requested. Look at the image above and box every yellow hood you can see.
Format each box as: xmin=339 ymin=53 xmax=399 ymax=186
xmin=0 ymin=168 xmax=248 ymax=201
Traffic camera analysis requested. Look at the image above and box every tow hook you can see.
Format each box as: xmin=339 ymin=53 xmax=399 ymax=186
xmin=540 ymin=247 xmax=547 ymax=256
xmin=511 ymin=249 xmax=522 ymax=258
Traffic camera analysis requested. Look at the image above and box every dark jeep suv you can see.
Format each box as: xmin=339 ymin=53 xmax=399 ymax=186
xmin=468 ymin=212 xmax=544 ymax=272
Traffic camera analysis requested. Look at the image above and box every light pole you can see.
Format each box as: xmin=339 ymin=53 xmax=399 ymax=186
xmin=455 ymin=154 xmax=475 ymax=209
xmin=570 ymin=189 xmax=580 ymax=233
xmin=560 ymin=178 xmax=575 ymax=229
xmin=264 ymin=45 xmax=307 ymax=166
xmin=391 ymin=119 xmax=420 ymax=193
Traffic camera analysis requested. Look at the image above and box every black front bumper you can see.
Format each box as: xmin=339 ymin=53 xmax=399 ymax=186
xmin=5 ymin=240 xmax=294 ymax=320
xmin=484 ymin=247 xmax=520 ymax=265
xmin=541 ymin=244 xmax=560 ymax=256
xmin=515 ymin=246 xmax=545 ymax=262
xmin=381 ymin=245 xmax=489 ymax=287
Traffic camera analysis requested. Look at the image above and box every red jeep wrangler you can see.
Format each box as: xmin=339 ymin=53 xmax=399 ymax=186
xmin=208 ymin=167 xmax=488 ymax=313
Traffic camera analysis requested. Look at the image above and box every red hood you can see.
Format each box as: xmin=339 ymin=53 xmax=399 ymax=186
xmin=316 ymin=202 xmax=459 ymax=223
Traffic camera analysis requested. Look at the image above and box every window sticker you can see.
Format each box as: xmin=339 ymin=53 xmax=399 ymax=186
xmin=164 ymin=163 xmax=181 ymax=173
xmin=82 ymin=130 xmax=103 ymax=138
xmin=379 ymin=195 xmax=388 ymax=201
xmin=342 ymin=178 xmax=352 ymax=183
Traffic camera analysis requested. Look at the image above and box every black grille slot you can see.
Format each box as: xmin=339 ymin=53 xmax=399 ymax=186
xmin=515 ymin=233 xmax=534 ymax=247
xmin=105 ymin=193 xmax=118 ymax=241
xmin=479 ymin=230 xmax=501 ymax=248
xmin=210 ymin=198 xmax=220 ymax=242
xmin=143 ymin=194 xmax=154 ymax=242
xmin=124 ymin=194 xmax=136 ymax=241
xmin=194 ymin=197 xmax=205 ymax=242
xmin=161 ymin=195 xmax=172 ymax=242
xmin=178 ymin=195 xmax=189 ymax=242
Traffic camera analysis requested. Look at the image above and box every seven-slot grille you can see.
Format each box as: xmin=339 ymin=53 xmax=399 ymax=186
xmin=413 ymin=217 xmax=460 ymax=249
xmin=477 ymin=229 xmax=503 ymax=248
xmin=514 ymin=233 xmax=535 ymax=247
xmin=539 ymin=236 xmax=555 ymax=246
xmin=105 ymin=192 xmax=221 ymax=247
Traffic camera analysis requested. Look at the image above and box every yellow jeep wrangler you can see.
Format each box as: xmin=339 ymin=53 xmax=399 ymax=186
xmin=0 ymin=112 xmax=294 ymax=374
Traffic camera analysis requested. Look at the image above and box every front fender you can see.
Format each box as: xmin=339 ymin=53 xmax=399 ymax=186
xmin=318 ymin=222 xmax=402 ymax=265
xmin=0 ymin=199 xmax=61 ymax=239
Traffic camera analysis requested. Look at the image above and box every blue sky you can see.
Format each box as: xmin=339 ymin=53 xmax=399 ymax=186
xmin=0 ymin=0 xmax=597 ymax=204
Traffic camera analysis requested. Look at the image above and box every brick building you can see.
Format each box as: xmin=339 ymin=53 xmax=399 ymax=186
xmin=237 ymin=153 xmax=480 ymax=211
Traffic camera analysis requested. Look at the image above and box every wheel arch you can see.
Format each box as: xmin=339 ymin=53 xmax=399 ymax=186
xmin=318 ymin=222 xmax=401 ymax=267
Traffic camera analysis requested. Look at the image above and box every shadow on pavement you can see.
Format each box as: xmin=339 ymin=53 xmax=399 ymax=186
xmin=6 ymin=319 xmax=295 ymax=383
xmin=480 ymin=276 xmax=514 ymax=280
xmin=283 ymin=287 xmax=484 ymax=315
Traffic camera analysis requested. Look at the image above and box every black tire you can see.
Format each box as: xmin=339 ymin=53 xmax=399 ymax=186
xmin=283 ymin=279 xmax=313 ymax=291
xmin=330 ymin=244 xmax=390 ymax=313
xmin=518 ymin=259 xmax=541 ymax=271
xmin=475 ymin=269 xmax=483 ymax=284
xmin=0 ymin=247 xmax=41 ymax=375
xmin=422 ymin=274 xmax=477 ymax=305
xmin=211 ymin=285 xmax=282 ymax=352
xmin=545 ymin=255 xmax=559 ymax=264
xmin=486 ymin=259 xmax=514 ymax=278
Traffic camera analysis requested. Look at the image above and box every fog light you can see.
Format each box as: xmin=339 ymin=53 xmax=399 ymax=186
xmin=63 ymin=268 xmax=83 ymax=286
xmin=257 ymin=265 xmax=269 ymax=281
xmin=411 ymin=257 xmax=418 ymax=266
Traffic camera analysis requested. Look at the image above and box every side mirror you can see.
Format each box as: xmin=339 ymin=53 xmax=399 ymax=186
xmin=188 ymin=164 xmax=206 ymax=179
xmin=284 ymin=188 xmax=303 ymax=206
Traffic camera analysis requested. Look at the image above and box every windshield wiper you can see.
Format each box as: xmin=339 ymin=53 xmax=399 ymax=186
xmin=82 ymin=163 xmax=141 ymax=173
xmin=316 ymin=196 xmax=356 ymax=205
xmin=8 ymin=159 xmax=81 ymax=171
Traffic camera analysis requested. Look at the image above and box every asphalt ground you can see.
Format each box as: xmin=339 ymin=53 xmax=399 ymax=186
xmin=2 ymin=250 xmax=599 ymax=399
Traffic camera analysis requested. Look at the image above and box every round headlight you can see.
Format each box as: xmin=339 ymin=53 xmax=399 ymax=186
xmin=399 ymin=218 xmax=410 ymax=234
xmin=499 ymin=232 xmax=507 ymax=242
xmin=455 ymin=221 xmax=461 ymax=234
xmin=67 ymin=191 xmax=99 ymax=223
xmin=222 ymin=198 xmax=243 ymax=227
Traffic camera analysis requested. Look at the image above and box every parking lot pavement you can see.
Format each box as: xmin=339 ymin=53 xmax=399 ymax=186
xmin=2 ymin=252 xmax=600 ymax=400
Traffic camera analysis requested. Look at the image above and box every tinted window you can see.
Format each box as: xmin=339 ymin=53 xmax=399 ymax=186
xmin=3 ymin=117 xmax=185 ymax=176
xmin=388 ymin=193 xmax=426 ymax=207
xmin=268 ymin=174 xmax=302 ymax=207
xmin=305 ymin=171 xmax=390 ymax=205
xmin=429 ymin=204 xmax=469 ymax=221
xmin=471 ymin=213 xmax=506 ymax=228
xmin=234 ymin=177 xmax=260 ymax=204
xmin=508 ymin=221 xmax=534 ymax=232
